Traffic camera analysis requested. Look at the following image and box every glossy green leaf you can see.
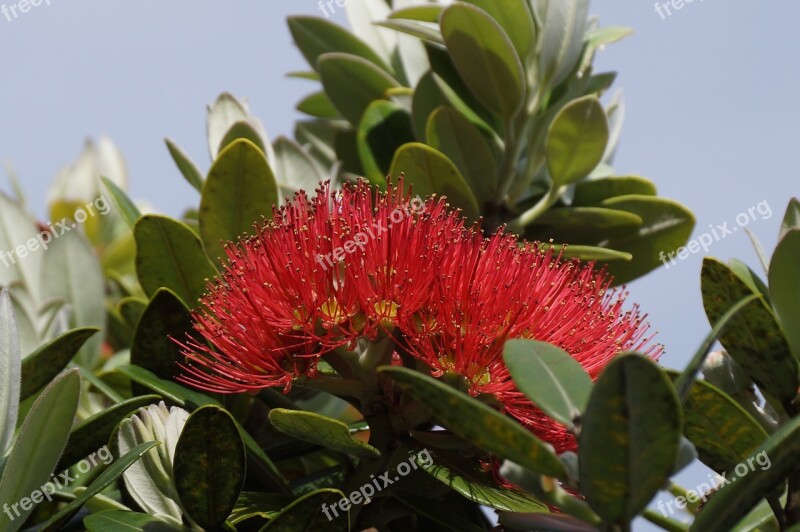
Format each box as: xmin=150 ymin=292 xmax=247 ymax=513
xmin=318 ymin=52 xmax=400 ymax=126
xmin=440 ymin=3 xmax=524 ymax=118
xmin=572 ymin=176 xmax=657 ymax=206
xmin=379 ymin=366 xmax=566 ymax=478
xmin=134 ymin=214 xmax=216 ymax=306
xmin=56 ymin=394 xmax=161 ymax=471
xmin=579 ymin=354 xmax=681 ymax=523
xmin=465 ymin=0 xmax=535 ymax=63
xmin=702 ymin=257 xmax=799 ymax=404
xmin=390 ymin=142 xmax=480 ymax=220
xmin=165 ymin=138 xmax=204 ymax=192
xmin=219 ymin=120 xmax=268 ymax=156
xmin=357 ymin=100 xmax=415 ymax=188
xmin=84 ymin=510 xmax=183 ymax=532
xmin=668 ymin=371 xmax=768 ymax=474
xmin=174 ymin=405 xmax=246 ymax=530
xmin=101 ymin=176 xmax=140 ymax=229
xmin=536 ymin=243 xmax=632 ymax=262
xmin=389 ymin=5 xmax=444 ymax=22
xmin=729 ymin=258 xmax=770 ymax=301
xmin=131 ymin=288 xmax=193 ymax=381
xmin=600 ymin=195 xmax=695 ymax=285
xmin=426 ymin=106 xmax=497 ymax=199
xmin=546 ymin=96 xmax=609 ymax=186
xmin=504 ymin=339 xmax=592 ymax=428
xmin=689 ymin=415 xmax=800 ymax=532
xmin=118 ymin=296 xmax=147 ymax=329
xmin=288 ymin=16 xmax=390 ymax=73
xmin=199 ymin=138 xmax=279 ymax=263
xmin=0 ymin=369 xmax=80 ymax=532
xmin=420 ymin=455 xmax=548 ymax=513
xmin=261 ymin=489 xmax=348 ymax=531
xmin=40 ymin=442 xmax=158 ymax=531
xmin=40 ymin=230 xmax=105 ymax=368
xmin=769 ymin=229 xmax=800 ymax=361
xmin=269 ymin=409 xmax=379 ymax=458
xmin=411 ymin=72 xmax=448 ymax=141
xmin=779 ymin=197 xmax=800 ymax=240
xmin=527 ymin=206 xmax=642 ymax=244
xmin=207 ymin=92 xmax=253 ymax=159
xmin=20 ymin=327 xmax=98 ymax=401
xmin=0 ymin=290 xmax=20 ymax=457
xmin=579 ymin=26 xmax=634 ymax=73
xmin=296 ymin=91 xmax=338 ymax=118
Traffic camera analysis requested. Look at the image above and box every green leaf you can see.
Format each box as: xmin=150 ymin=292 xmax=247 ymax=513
xmin=729 ymin=258 xmax=770 ymax=301
xmin=769 ymin=228 xmax=800 ymax=361
xmin=463 ymin=0 xmax=535 ymax=62
xmin=440 ymin=3 xmax=524 ymax=118
xmin=379 ymin=366 xmax=566 ymax=478
xmin=0 ymin=290 xmax=20 ymax=457
xmin=667 ymin=371 xmax=768 ymax=474
xmin=357 ymin=100 xmax=415 ymax=188
xmin=376 ymin=19 xmax=444 ymax=46
xmin=579 ymin=26 xmax=634 ymax=73
xmin=115 ymin=365 xmax=290 ymax=494
xmin=318 ymin=52 xmax=400 ymax=126
xmin=199 ymin=138 xmax=279 ymax=263
xmin=600 ymin=195 xmax=695 ymax=285
xmin=390 ymin=142 xmax=480 ymax=220
xmin=0 ymin=193 xmax=43 ymax=301
xmin=85 ymin=510 xmax=183 ymax=532
xmin=56 ymin=394 xmax=162 ymax=471
xmin=174 ymin=405 xmax=246 ymax=530
xmin=134 ymin=214 xmax=217 ymax=306
xmin=40 ymin=230 xmax=105 ymax=368
xmin=268 ymin=409 xmax=380 ymax=459
xmin=20 ymin=327 xmax=98 ymax=401
xmin=389 ymin=5 xmax=444 ymax=22
xmin=689 ymin=415 xmax=800 ymax=532
xmin=546 ymin=96 xmax=609 ymax=186
xmin=40 ymin=442 xmax=159 ymax=531
xmin=296 ymin=91 xmax=338 ymax=118
xmin=165 ymin=138 xmax=204 ymax=192
xmin=535 ymin=0 xmax=589 ymax=88
xmin=426 ymin=106 xmax=498 ymax=199
xmin=219 ymin=120 xmax=269 ymax=156
xmin=419 ymin=454 xmax=549 ymax=513
xmin=499 ymin=512 xmax=597 ymax=532
xmin=0 ymin=369 xmax=80 ymax=532
xmin=702 ymin=257 xmax=799 ymax=404
xmin=288 ymin=16 xmax=391 ymax=73
xmin=579 ymin=354 xmax=681 ymax=523
xmin=131 ymin=288 xmax=194 ymax=381
xmin=527 ymin=206 xmax=642 ymax=244
xmin=536 ymin=243 xmax=632 ymax=262
xmin=503 ymin=339 xmax=592 ymax=428
xmin=261 ymin=489 xmax=348 ymax=531
xmin=779 ymin=197 xmax=800 ymax=240
xmin=673 ymin=294 xmax=760 ymax=403
xmin=272 ymin=136 xmax=324 ymax=195
xmin=572 ymin=176 xmax=657 ymax=206
xmin=411 ymin=72 xmax=448 ymax=141
xmin=101 ymin=176 xmax=141 ymax=229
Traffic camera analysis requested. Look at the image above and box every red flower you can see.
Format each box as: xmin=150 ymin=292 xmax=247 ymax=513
xmin=400 ymin=232 xmax=660 ymax=452
xmin=178 ymin=179 xmax=659 ymax=453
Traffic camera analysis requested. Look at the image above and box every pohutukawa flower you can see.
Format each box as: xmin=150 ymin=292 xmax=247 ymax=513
xmin=178 ymin=179 xmax=660 ymax=452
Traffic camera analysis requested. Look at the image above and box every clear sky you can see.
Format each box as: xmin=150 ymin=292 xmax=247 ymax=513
xmin=2 ymin=1 xmax=798 ymax=529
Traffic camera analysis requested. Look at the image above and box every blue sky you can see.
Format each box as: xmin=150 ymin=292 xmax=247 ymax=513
xmin=2 ymin=1 xmax=798 ymax=529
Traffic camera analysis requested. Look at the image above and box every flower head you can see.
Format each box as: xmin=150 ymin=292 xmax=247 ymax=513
xmin=178 ymin=180 xmax=659 ymax=453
